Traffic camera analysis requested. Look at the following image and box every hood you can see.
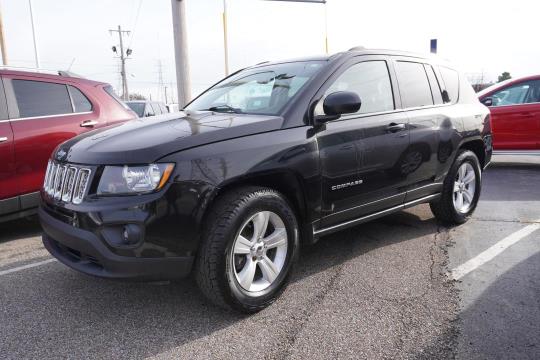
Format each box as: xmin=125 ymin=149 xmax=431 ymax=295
xmin=56 ymin=111 xmax=284 ymax=165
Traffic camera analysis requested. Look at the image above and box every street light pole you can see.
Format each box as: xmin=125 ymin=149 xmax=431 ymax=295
xmin=171 ymin=0 xmax=191 ymax=108
xmin=28 ymin=0 xmax=40 ymax=68
xmin=323 ymin=1 xmax=328 ymax=54
xmin=0 ymin=3 xmax=7 ymax=65
xmin=222 ymin=0 xmax=229 ymax=76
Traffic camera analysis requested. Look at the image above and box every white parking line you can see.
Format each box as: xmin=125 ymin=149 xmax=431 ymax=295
xmin=450 ymin=220 xmax=540 ymax=280
xmin=0 ymin=258 xmax=57 ymax=276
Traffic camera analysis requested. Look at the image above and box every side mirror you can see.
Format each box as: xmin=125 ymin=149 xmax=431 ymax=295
xmin=481 ymin=97 xmax=493 ymax=107
xmin=315 ymin=91 xmax=361 ymax=124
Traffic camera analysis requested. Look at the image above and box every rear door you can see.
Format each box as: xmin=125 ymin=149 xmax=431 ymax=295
xmin=0 ymin=77 xmax=18 ymax=213
xmin=316 ymin=56 xmax=410 ymax=227
xmin=487 ymin=80 xmax=540 ymax=150
xmin=3 ymin=76 xmax=100 ymax=199
xmin=393 ymin=59 xmax=452 ymax=201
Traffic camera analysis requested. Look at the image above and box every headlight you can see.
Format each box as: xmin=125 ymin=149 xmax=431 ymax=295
xmin=97 ymin=163 xmax=175 ymax=195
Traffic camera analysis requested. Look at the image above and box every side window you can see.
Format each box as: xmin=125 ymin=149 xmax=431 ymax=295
xmin=424 ymin=65 xmax=443 ymax=105
xmin=317 ymin=60 xmax=394 ymax=116
xmin=525 ymin=81 xmax=540 ymax=103
xmin=68 ymin=85 xmax=92 ymax=113
xmin=0 ymin=78 xmax=8 ymax=120
xmin=491 ymin=82 xmax=533 ymax=106
xmin=145 ymin=103 xmax=155 ymax=116
xmin=439 ymin=66 xmax=460 ymax=103
xmin=12 ymin=80 xmax=72 ymax=118
xmin=395 ymin=61 xmax=433 ymax=108
xmin=159 ymin=103 xmax=168 ymax=113
xmin=153 ymin=102 xmax=162 ymax=115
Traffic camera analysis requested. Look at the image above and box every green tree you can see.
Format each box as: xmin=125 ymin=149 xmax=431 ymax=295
xmin=497 ymin=72 xmax=511 ymax=83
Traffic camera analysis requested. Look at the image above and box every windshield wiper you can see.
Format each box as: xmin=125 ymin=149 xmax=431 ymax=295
xmin=205 ymin=104 xmax=243 ymax=114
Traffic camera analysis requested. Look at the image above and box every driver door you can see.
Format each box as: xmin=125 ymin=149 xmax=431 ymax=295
xmin=315 ymin=57 xmax=410 ymax=228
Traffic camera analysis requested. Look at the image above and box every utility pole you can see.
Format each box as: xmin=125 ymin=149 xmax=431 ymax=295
xmin=164 ymin=86 xmax=168 ymax=104
xmin=109 ymin=25 xmax=131 ymax=100
xmin=28 ymin=0 xmax=40 ymax=68
xmin=0 ymin=3 xmax=7 ymax=65
xmin=171 ymin=0 xmax=191 ymax=107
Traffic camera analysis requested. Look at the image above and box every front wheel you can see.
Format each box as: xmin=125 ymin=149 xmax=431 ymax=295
xmin=430 ymin=150 xmax=482 ymax=225
xmin=195 ymin=186 xmax=299 ymax=313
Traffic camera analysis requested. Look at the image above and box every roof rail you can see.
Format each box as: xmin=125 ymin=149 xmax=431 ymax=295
xmin=0 ymin=65 xmax=85 ymax=78
xmin=348 ymin=46 xmax=366 ymax=51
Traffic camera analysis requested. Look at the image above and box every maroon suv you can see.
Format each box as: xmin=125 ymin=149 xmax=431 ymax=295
xmin=0 ymin=68 xmax=136 ymax=222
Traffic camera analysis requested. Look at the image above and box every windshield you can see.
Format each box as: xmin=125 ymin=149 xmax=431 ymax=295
xmin=126 ymin=102 xmax=145 ymax=117
xmin=186 ymin=61 xmax=325 ymax=115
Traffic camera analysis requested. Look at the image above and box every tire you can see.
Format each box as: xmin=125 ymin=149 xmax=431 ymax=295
xmin=430 ymin=149 xmax=482 ymax=225
xmin=195 ymin=186 xmax=300 ymax=313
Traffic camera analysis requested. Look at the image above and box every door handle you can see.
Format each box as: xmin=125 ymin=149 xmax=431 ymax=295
xmin=386 ymin=123 xmax=406 ymax=132
xmin=0 ymin=136 xmax=7 ymax=143
xmin=520 ymin=113 xmax=534 ymax=118
xmin=80 ymin=120 xmax=98 ymax=127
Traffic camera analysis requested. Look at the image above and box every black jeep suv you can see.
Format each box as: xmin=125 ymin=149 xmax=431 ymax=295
xmin=40 ymin=48 xmax=492 ymax=312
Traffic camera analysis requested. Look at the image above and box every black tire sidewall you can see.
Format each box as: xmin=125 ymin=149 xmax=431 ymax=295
xmin=223 ymin=191 xmax=299 ymax=310
xmin=446 ymin=151 xmax=482 ymax=223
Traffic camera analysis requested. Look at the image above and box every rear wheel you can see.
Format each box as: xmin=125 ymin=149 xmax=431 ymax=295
xmin=195 ymin=186 xmax=299 ymax=313
xmin=430 ymin=150 xmax=482 ymax=224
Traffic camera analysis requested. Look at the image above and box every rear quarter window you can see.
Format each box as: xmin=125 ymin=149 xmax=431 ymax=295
xmin=68 ymin=85 xmax=92 ymax=112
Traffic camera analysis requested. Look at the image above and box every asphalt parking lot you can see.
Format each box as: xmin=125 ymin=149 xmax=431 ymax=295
xmin=0 ymin=156 xmax=538 ymax=359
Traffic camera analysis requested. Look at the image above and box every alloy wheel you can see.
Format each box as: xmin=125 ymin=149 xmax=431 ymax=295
xmin=453 ymin=162 xmax=476 ymax=213
xmin=230 ymin=211 xmax=288 ymax=293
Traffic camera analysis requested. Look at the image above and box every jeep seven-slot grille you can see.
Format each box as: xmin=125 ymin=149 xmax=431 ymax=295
xmin=43 ymin=161 xmax=91 ymax=204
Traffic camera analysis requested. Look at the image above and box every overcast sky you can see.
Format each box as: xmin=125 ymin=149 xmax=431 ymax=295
xmin=1 ymin=0 xmax=538 ymax=102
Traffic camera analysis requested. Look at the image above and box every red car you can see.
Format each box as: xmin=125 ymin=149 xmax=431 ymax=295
xmin=478 ymin=75 xmax=540 ymax=153
xmin=0 ymin=68 xmax=136 ymax=222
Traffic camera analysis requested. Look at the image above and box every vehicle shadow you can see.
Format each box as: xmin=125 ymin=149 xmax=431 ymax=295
xmin=0 ymin=215 xmax=41 ymax=244
xmin=411 ymin=252 xmax=540 ymax=359
xmin=294 ymin=209 xmax=440 ymax=282
xmin=1 ymin=207 xmax=442 ymax=359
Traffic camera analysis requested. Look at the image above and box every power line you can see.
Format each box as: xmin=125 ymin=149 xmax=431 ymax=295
xmin=128 ymin=0 xmax=143 ymax=49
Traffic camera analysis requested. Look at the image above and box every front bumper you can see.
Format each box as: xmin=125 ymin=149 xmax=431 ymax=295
xmin=40 ymin=207 xmax=194 ymax=280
